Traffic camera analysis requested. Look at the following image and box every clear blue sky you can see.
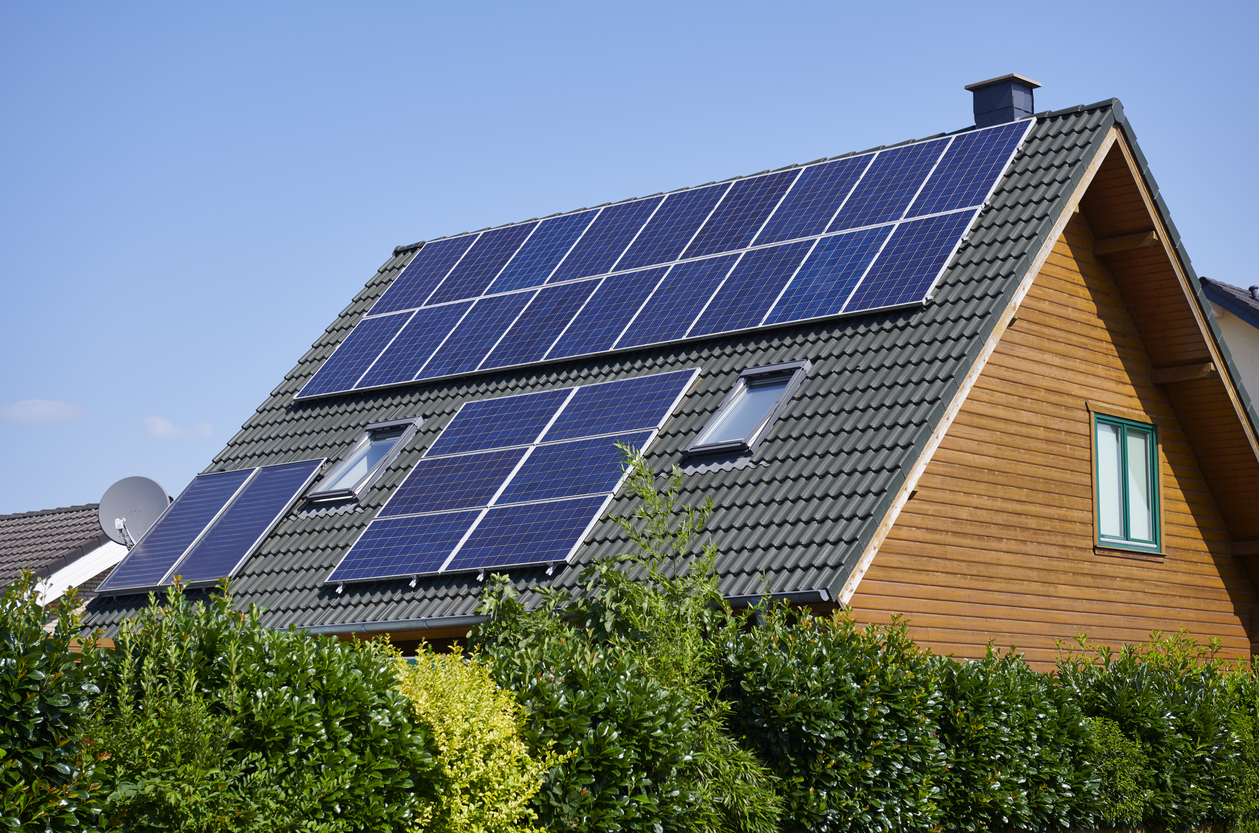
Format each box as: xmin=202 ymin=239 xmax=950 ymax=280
xmin=2 ymin=1 xmax=1255 ymax=514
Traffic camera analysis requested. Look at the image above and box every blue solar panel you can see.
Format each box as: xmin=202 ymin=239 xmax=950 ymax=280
xmin=690 ymin=240 xmax=813 ymax=337
xmin=416 ymin=291 xmax=535 ymax=379
xmin=486 ymin=212 xmax=597 ymax=295
xmin=754 ymin=156 xmax=871 ymax=246
xmin=683 ymin=169 xmax=799 ymax=259
xmin=172 ymin=460 xmax=322 ymax=585
xmin=427 ymin=223 xmax=537 ymax=306
xmin=355 ymin=302 xmax=472 ymax=389
xmin=548 ymin=197 xmax=662 ymax=283
xmin=298 ymin=312 xmax=413 ymax=398
xmin=329 ymin=511 xmax=480 ymax=582
xmin=828 ymin=140 xmax=948 ymax=232
xmin=480 ymin=279 xmax=600 ymax=370
xmin=763 ymin=226 xmax=892 ymax=325
xmin=497 ymin=432 xmax=651 ymax=504
xmin=846 ymin=210 xmax=975 ymax=311
xmin=370 ymin=236 xmax=477 ymax=315
xmin=613 ymin=184 xmax=729 ymax=271
xmin=546 ymin=267 xmax=668 ymax=359
xmin=616 ymin=255 xmax=738 ymax=349
xmin=380 ymin=449 xmax=526 ymax=516
xmin=545 ymin=370 xmax=693 ymax=442
xmin=98 ymin=469 xmax=252 ymax=593
xmin=444 ymin=496 xmax=607 ymax=573
xmin=906 ymin=121 xmax=1027 ymax=218
xmin=426 ymin=388 xmax=570 ymax=456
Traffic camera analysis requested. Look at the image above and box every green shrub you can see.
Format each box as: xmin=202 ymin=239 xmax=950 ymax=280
xmin=87 ymin=583 xmax=438 ymax=832
xmin=472 ymin=445 xmax=781 ymax=833
xmin=935 ymin=645 xmax=1099 ymax=832
xmin=1084 ymin=715 xmax=1150 ymax=825
xmin=0 ymin=573 xmax=99 ymax=833
xmin=394 ymin=645 xmax=559 ymax=833
xmin=1231 ymin=670 xmax=1259 ymax=833
xmin=721 ymin=606 xmax=943 ymax=833
xmin=1057 ymin=629 xmax=1247 ymax=830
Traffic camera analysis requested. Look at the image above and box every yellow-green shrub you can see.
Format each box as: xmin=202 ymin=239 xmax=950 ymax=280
xmin=394 ymin=646 xmax=558 ymax=833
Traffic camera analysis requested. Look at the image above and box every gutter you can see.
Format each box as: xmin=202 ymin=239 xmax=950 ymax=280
xmin=300 ymin=613 xmax=489 ymax=636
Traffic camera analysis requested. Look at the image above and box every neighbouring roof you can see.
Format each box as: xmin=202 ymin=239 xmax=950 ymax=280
xmin=1202 ymin=277 xmax=1259 ymax=330
xmin=0 ymin=504 xmax=110 ymax=590
xmin=88 ymin=97 xmax=1242 ymax=636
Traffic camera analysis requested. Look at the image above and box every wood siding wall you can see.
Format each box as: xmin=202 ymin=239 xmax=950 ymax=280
xmin=848 ymin=212 xmax=1257 ymax=669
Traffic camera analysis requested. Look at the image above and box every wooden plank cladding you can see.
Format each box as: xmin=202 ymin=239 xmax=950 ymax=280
xmin=848 ymin=211 xmax=1257 ymax=670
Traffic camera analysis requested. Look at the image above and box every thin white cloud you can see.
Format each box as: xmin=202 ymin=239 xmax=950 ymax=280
xmin=143 ymin=416 xmax=215 ymax=440
xmin=0 ymin=399 xmax=85 ymax=425
xmin=143 ymin=416 xmax=185 ymax=438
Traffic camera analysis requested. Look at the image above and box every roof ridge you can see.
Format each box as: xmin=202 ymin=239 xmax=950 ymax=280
xmin=392 ymin=116 xmax=1049 ymax=256
xmin=0 ymin=503 xmax=99 ymax=522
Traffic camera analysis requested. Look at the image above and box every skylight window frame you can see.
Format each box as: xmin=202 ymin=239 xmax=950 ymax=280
xmin=306 ymin=417 xmax=422 ymax=502
xmin=686 ymin=360 xmax=811 ymax=456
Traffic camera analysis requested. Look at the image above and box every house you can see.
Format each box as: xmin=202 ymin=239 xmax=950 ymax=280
xmin=1200 ymin=277 xmax=1259 ymax=402
xmin=1 ymin=504 xmax=128 ymax=611
xmin=84 ymin=76 xmax=1259 ymax=667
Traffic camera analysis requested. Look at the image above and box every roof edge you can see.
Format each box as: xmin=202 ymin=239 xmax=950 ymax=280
xmin=1202 ymin=278 xmax=1259 ymax=331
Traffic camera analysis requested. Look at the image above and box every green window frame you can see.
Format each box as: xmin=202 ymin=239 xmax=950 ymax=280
xmin=1093 ymin=413 xmax=1160 ymax=552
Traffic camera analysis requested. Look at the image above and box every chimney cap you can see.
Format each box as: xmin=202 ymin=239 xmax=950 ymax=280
xmin=965 ymin=73 xmax=1042 ymax=92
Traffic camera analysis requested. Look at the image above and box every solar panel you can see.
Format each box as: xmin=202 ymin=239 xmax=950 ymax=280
xmin=548 ymin=198 xmax=662 ymax=284
xmin=327 ymin=369 xmax=697 ymax=584
xmin=546 ymin=267 xmax=668 ymax=359
xmin=356 ymin=302 xmax=472 ymax=389
xmin=427 ymin=223 xmax=538 ymax=306
xmin=416 ymin=291 xmax=535 ymax=379
xmin=426 ymin=388 xmax=571 ymax=456
xmin=689 ymin=240 xmax=813 ymax=337
xmin=544 ymin=369 xmax=695 ymax=441
xmin=683 ymin=169 xmax=799 ymax=259
xmin=444 ymin=496 xmax=610 ymax=573
xmin=298 ymin=311 xmax=412 ymax=398
xmin=616 ymin=255 xmax=738 ymax=349
xmin=171 ymin=460 xmax=323 ymax=586
xmin=763 ymin=226 xmax=892 ymax=325
xmin=329 ymin=511 xmax=481 ymax=582
xmin=97 ymin=469 xmax=253 ymax=593
xmin=614 ymin=184 xmax=729 ymax=271
xmin=379 ymin=449 xmax=527 ymax=516
xmin=754 ymin=155 xmax=871 ymax=246
xmin=369 ymin=235 xmax=477 ymax=315
xmin=487 ymin=211 xmax=597 ymax=294
xmin=846 ymin=210 xmax=977 ymax=311
xmin=295 ymin=120 xmax=1032 ymax=400
xmin=496 ymin=432 xmax=652 ymax=504
xmin=480 ymin=279 xmax=600 ymax=370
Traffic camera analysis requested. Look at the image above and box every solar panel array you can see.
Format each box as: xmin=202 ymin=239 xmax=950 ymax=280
xmin=97 ymin=459 xmax=324 ymax=594
xmin=327 ymin=369 xmax=697 ymax=584
xmin=297 ymin=120 xmax=1032 ymax=400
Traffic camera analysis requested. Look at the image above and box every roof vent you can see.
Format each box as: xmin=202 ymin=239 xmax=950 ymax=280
xmin=965 ymin=74 xmax=1041 ymax=127
xmin=1251 ymin=285 xmax=1259 ymax=301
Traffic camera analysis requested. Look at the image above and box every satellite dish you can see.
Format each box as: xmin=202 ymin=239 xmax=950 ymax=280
xmin=99 ymin=476 xmax=171 ymax=547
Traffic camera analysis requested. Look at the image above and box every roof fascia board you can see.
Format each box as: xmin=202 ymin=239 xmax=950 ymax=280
xmin=1106 ymin=124 xmax=1259 ymax=447
xmin=836 ymin=120 xmax=1122 ymax=605
xmin=1202 ymin=282 xmax=1259 ymax=331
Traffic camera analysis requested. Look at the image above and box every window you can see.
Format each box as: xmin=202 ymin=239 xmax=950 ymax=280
xmin=1094 ymin=413 xmax=1159 ymax=552
xmin=687 ymin=361 xmax=810 ymax=455
xmin=307 ymin=418 xmax=421 ymax=502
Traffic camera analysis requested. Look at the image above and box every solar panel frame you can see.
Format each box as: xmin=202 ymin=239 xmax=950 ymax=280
xmin=325 ymin=369 xmax=699 ymax=584
xmin=96 ymin=469 xmax=255 ymax=594
xmin=295 ymin=121 xmax=1033 ymax=400
xmin=165 ymin=459 xmax=324 ymax=587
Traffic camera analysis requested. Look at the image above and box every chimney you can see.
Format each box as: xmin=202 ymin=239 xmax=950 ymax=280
xmin=965 ymin=74 xmax=1041 ymax=127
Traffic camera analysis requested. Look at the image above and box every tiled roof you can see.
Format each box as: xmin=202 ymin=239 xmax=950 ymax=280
xmin=1202 ymin=277 xmax=1259 ymax=331
xmin=84 ymin=101 xmax=1117 ymax=634
xmin=0 ymin=504 xmax=109 ymax=588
